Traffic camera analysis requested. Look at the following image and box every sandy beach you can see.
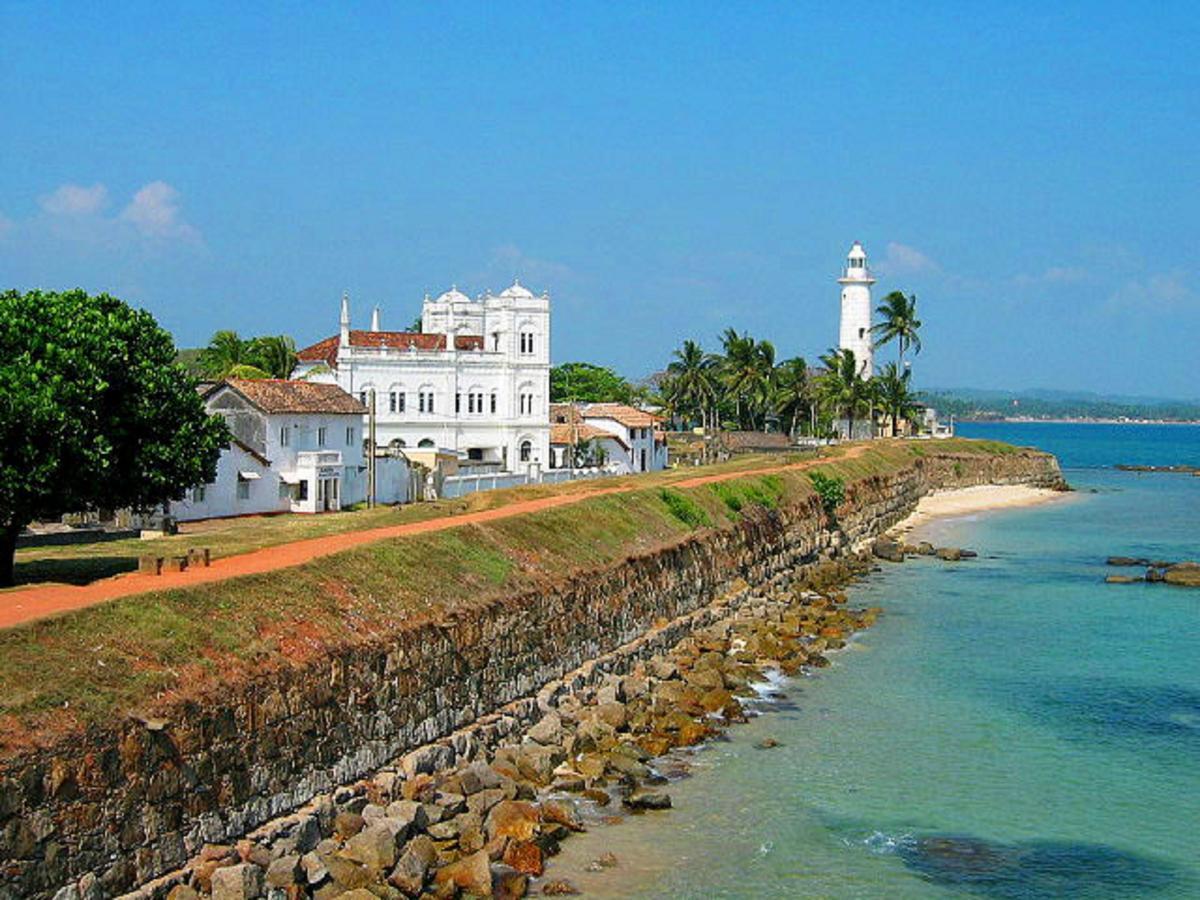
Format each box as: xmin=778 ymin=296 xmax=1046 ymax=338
xmin=891 ymin=484 xmax=1068 ymax=540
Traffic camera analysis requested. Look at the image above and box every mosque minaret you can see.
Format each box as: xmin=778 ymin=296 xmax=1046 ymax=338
xmin=837 ymin=241 xmax=875 ymax=377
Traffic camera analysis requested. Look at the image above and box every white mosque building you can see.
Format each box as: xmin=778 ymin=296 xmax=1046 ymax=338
xmin=295 ymin=280 xmax=551 ymax=473
xmin=837 ymin=240 xmax=875 ymax=378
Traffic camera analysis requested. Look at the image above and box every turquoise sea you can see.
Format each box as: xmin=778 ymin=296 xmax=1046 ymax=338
xmin=547 ymin=423 xmax=1200 ymax=898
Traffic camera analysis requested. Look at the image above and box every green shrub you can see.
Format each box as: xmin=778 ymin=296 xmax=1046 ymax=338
xmin=711 ymin=482 xmax=744 ymax=514
xmin=659 ymin=488 xmax=711 ymax=528
xmin=809 ymin=472 xmax=845 ymax=517
xmin=710 ymin=477 xmax=783 ymax=516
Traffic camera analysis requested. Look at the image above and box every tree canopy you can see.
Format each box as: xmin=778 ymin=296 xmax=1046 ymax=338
xmin=550 ymin=362 xmax=635 ymax=403
xmin=0 ymin=289 xmax=229 ymax=585
xmin=198 ymin=331 xmax=298 ymax=380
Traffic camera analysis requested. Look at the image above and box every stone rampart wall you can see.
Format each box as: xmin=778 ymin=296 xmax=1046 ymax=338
xmin=0 ymin=449 xmax=1064 ymax=897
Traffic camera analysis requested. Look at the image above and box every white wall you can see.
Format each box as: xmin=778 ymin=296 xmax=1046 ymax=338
xmin=301 ymin=286 xmax=551 ymax=472
xmin=169 ymin=443 xmax=285 ymax=522
xmin=582 ymin=418 xmax=667 ymax=474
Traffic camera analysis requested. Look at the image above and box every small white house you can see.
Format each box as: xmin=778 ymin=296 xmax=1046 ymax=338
xmin=549 ymin=403 xmax=668 ymax=474
xmin=170 ymin=379 xmax=407 ymax=522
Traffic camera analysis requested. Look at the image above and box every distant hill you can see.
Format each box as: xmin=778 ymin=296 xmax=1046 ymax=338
xmin=919 ymin=387 xmax=1200 ymax=423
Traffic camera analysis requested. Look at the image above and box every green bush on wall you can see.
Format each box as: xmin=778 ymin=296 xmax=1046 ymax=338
xmin=809 ymin=472 xmax=845 ymax=517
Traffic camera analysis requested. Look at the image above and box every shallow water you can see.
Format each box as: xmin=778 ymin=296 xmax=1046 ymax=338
xmin=545 ymin=425 xmax=1200 ymax=897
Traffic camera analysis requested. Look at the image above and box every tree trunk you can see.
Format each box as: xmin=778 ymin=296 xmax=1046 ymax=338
xmin=0 ymin=522 xmax=21 ymax=588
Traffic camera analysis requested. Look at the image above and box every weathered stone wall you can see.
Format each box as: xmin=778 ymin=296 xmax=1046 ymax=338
xmin=0 ymin=449 xmax=1064 ymax=898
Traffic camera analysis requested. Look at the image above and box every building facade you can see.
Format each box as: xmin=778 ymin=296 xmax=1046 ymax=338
xmin=837 ymin=240 xmax=875 ymax=378
xmin=296 ymin=281 xmax=551 ymax=473
xmin=549 ymin=403 xmax=668 ymax=474
xmin=167 ymin=379 xmax=408 ymax=522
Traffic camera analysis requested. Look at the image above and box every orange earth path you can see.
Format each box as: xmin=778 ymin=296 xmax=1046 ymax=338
xmin=0 ymin=446 xmax=868 ymax=630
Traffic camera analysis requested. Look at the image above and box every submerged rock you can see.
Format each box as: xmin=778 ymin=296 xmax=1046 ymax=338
xmin=622 ymin=790 xmax=672 ymax=811
xmin=540 ymin=878 xmax=581 ymax=895
xmin=897 ymin=833 xmax=1177 ymax=898
xmin=1107 ymin=556 xmax=1150 ymax=567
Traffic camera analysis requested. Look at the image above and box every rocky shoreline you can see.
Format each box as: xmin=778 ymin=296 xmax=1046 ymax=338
xmin=121 ymin=556 xmax=884 ymax=900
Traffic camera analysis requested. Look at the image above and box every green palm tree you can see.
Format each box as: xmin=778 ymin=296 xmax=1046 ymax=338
xmin=719 ymin=329 xmax=777 ymax=430
xmin=199 ymin=330 xmax=251 ymax=379
xmin=871 ymin=291 xmax=922 ymax=368
xmin=719 ymin=328 xmax=758 ymax=430
xmin=774 ymin=356 xmax=811 ymax=439
xmin=248 ymin=335 xmax=298 ymax=379
xmin=818 ymin=348 xmax=873 ymax=440
xmin=666 ymin=339 xmax=717 ymax=432
xmin=876 ymin=362 xmax=921 ymax=436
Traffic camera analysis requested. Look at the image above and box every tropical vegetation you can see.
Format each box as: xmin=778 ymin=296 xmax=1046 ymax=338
xmin=651 ymin=286 xmax=926 ymax=440
xmin=0 ymin=289 xmax=229 ymax=585
xmin=550 ymin=361 xmax=638 ymax=404
xmin=197 ymin=331 xmax=299 ymax=380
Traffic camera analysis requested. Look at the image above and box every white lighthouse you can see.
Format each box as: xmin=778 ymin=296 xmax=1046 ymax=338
xmin=837 ymin=241 xmax=875 ymax=378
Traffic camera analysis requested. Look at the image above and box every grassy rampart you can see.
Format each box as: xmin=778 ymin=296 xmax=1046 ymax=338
xmin=0 ymin=438 xmax=1041 ymax=751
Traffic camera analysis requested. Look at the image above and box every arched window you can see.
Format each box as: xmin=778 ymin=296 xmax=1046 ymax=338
xmin=465 ymin=385 xmax=485 ymax=415
xmin=418 ymin=438 xmax=435 ymax=449
xmin=389 ymin=438 xmax=406 ymax=450
xmin=519 ymin=440 xmax=532 ymax=462
xmin=517 ymin=381 xmax=535 ymax=417
xmin=358 ymin=383 xmax=376 ymax=409
xmin=517 ymin=320 xmax=537 ymax=356
xmin=417 ymin=384 xmax=435 ymax=414
xmin=388 ymin=384 xmax=406 ymax=414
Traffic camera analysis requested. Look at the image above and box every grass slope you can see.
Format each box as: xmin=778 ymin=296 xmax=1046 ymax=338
xmin=0 ymin=439 xmax=1028 ymax=750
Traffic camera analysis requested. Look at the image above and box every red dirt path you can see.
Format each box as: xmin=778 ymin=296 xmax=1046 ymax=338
xmin=1 ymin=449 xmax=865 ymax=630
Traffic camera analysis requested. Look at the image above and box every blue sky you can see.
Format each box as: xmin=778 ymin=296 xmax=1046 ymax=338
xmin=2 ymin=2 xmax=1197 ymax=396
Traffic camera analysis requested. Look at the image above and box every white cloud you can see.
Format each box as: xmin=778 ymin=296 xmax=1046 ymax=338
xmin=1107 ymin=272 xmax=1193 ymax=311
xmin=120 ymin=181 xmax=200 ymax=241
xmin=39 ymin=183 xmax=109 ymax=216
xmin=878 ymin=241 xmax=939 ymax=275
xmin=484 ymin=243 xmax=574 ymax=290
xmin=1014 ymin=265 xmax=1088 ymax=287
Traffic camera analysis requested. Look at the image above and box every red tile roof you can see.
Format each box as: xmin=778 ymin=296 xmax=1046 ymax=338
xmin=580 ymin=403 xmax=661 ymax=429
xmin=297 ymin=331 xmax=485 ymax=367
xmin=550 ymin=423 xmax=630 ymax=451
xmin=225 ymin=379 xmax=367 ymax=415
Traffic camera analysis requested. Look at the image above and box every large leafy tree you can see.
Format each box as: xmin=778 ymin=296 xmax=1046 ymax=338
xmin=0 ymin=289 xmax=229 ymax=585
xmin=818 ymin=348 xmax=873 ymax=440
xmin=550 ymin=362 xmax=634 ymax=403
xmin=871 ymin=290 xmax=922 ymax=368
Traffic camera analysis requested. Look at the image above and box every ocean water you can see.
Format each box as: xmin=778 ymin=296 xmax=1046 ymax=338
xmin=545 ymin=424 xmax=1200 ymax=898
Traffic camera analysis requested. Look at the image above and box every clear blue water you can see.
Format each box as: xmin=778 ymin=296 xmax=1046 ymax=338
xmin=547 ymin=424 xmax=1200 ymax=897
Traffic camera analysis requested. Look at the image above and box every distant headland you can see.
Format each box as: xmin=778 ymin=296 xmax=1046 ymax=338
xmin=919 ymin=387 xmax=1200 ymax=424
